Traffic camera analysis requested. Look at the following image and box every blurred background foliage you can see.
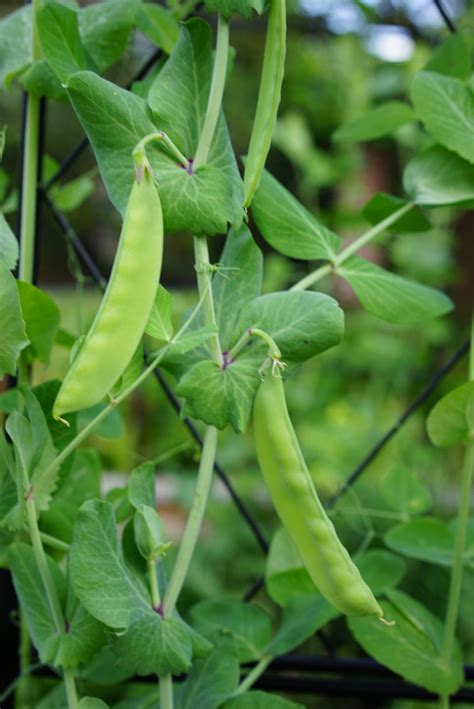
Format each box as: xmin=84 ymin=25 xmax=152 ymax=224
xmin=1 ymin=1 xmax=474 ymax=704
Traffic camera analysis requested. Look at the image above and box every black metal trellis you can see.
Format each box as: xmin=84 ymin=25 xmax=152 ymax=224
xmin=12 ymin=0 xmax=473 ymax=702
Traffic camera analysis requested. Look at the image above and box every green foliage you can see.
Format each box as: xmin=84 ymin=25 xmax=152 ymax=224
xmin=0 ymin=262 xmax=29 ymax=377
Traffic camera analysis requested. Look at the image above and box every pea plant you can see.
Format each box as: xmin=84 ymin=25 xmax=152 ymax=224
xmin=0 ymin=0 xmax=473 ymax=707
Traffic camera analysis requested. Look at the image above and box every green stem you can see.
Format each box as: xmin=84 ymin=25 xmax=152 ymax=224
xmin=14 ymin=612 xmax=32 ymax=709
xmin=26 ymin=499 xmax=64 ymax=634
xmin=193 ymin=14 xmax=230 ymax=169
xmin=19 ymin=94 xmax=40 ymax=286
xmin=233 ymin=656 xmax=272 ymax=696
xmin=160 ymin=674 xmax=174 ymax=709
xmin=193 ymin=236 xmax=222 ymax=362
xmin=63 ymin=668 xmax=79 ymax=709
xmin=40 ymin=532 xmax=70 ymax=553
xmin=290 ymin=202 xmax=414 ymax=292
xmin=163 ymin=426 xmax=218 ymax=615
xmin=148 ymin=558 xmax=161 ymax=610
xmin=133 ymin=131 xmax=190 ymax=172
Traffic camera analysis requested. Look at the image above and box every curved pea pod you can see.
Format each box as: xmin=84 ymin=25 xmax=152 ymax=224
xmin=53 ymin=171 xmax=163 ymax=420
xmin=253 ymin=371 xmax=383 ymax=617
xmin=243 ymin=0 xmax=286 ymax=208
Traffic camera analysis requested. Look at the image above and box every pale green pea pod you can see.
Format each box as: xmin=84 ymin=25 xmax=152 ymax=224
xmin=253 ymin=369 xmax=383 ymax=617
xmin=243 ymin=0 xmax=286 ymax=208
xmin=53 ymin=169 xmax=163 ymax=420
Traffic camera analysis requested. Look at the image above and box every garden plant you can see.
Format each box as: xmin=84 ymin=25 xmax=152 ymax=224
xmin=0 ymin=0 xmax=473 ymax=707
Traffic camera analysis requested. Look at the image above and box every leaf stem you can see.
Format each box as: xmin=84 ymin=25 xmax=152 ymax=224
xmin=290 ymin=202 xmax=414 ymax=292
xmin=63 ymin=668 xmax=79 ymax=709
xmin=148 ymin=558 xmax=161 ymax=610
xmin=163 ymin=425 xmax=218 ymax=615
xmin=133 ymin=131 xmax=190 ymax=172
xmin=233 ymin=656 xmax=272 ymax=696
xmin=40 ymin=531 xmax=70 ymax=553
xmin=160 ymin=674 xmax=174 ymax=709
xmin=193 ymin=236 xmax=222 ymax=362
xmin=193 ymin=14 xmax=230 ymax=170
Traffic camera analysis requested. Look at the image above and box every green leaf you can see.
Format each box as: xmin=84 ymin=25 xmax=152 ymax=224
xmin=0 ymin=261 xmax=29 ymax=377
xmin=174 ymin=643 xmax=240 ymax=709
xmin=403 ymin=145 xmax=474 ymax=205
xmin=348 ymin=590 xmax=463 ymax=695
xmin=17 ymin=281 xmax=60 ymax=364
xmin=145 ymin=285 xmax=173 ymax=341
xmin=190 ymin=598 xmax=272 ymax=663
xmin=78 ymin=403 xmax=124 ymax=439
xmin=239 ymin=290 xmax=344 ymax=363
xmin=333 ymin=101 xmax=415 ymax=142
xmin=213 ymin=225 xmax=263 ymax=350
xmin=52 ymin=173 xmax=95 ymax=212
xmin=78 ymin=699 xmax=109 ymax=709
xmin=133 ymin=505 xmax=169 ymax=561
xmin=266 ymin=595 xmax=338 ymax=657
xmin=355 ymin=550 xmax=406 ymax=595
xmin=384 ymin=517 xmax=469 ymax=567
xmin=265 ymin=528 xmax=318 ymax=606
xmin=79 ymin=0 xmax=140 ymax=73
xmin=177 ymin=355 xmax=261 ymax=432
xmin=251 ymin=169 xmax=341 ymax=260
xmin=427 ymin=381 xmax=474 ymax=448
xmin=0 ymin=213 xmax=19 ymax=270
xmin=110 ymin=613 xmax=193 ymax=676
xmin=202 ymin=0 xmax=265 ymax=19
xmin=23 ymin=387 xmax=59 ymax=512
xmin=222 ymin=692 xmax=303 ymax=708
xmin=128 ymin=462 xmax=155 ymax=510
xmin=337 ymin=256 xmax=452 ymax=324
xmin=136 ymin=4 xmax=179 ymax=55
xmin=412 ymin=72 xmax=474 ymax=164
xmin=37 ymin=1 xmax=96 ymax=83
xmin=425 ymin=34 xmax=471 ymax=79
xmin=70 ymin=499 xmax=150 ymax=629
xmin=168 ymin=325 xmax=219 ymax=356
xmin=381 ymin=466 xmax=432 ymax=517
xmin=362 ymin=193 xmax=430 ymax=233
xmin=20 ymin=59 xmax=67 ymax=101
xmin=33 ymin=379 xmax=78 ymax=472
xmin=56 ymin=589 xmax=107 ymax=669
xmin=0 ymin=7 xmax=31 ymax=90
xmin=41 ymin=449 xmax=101 ymax=544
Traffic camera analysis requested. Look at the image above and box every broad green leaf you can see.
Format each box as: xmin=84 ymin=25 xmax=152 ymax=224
xmin=52 ymin=173 xmax=95 ymax=212
xmin=337 ymin=256 xmax=452 ymax=324
xmin=78 ymin=403 xmax=124 ymax=439
xmin=110 ymin=613 xmax=193 ymax=676
xmin=203 ymin=0 xmax=265 ymax=19
xmin=133 ymin=505 xmax=169 ymax=561
xmin=223 ymin=692 xmax=303 ymax=708
xmin=177 ymin=355 xmax=261 ymax=432
xmin=70 ymin=499 xmax=150 ymax=629
xmin=20 ymin=59 xmax=66 ymax=101
xmin=147 ymin=19 xmax=244 ymax=229
xmin=23 ymin=387 xmax=59 ymax=512
xmin=384 ymin=517 xmax=472 ymax=567
xmin=403 ymin=145 xmax=474 ymax=205
xmin=251 ymin=169 xmax=341 ymax=260
xmin=0 ymin=6 xmax=31 ymax=90
xmin=362 ymin=193 xmax=430 ymax=233
xmin=2 ymin=412 xmax=30 ymax=530
xmin=56 ymin=589 xmax=107 ymax=669
xmin=67 ymin=67 xmax=241 ymax=234
xmin=213 ymin=225 xmax=263 ymax=350
xmin=0 ymin=261 xmax=29 ymax=377
xmin=17 ymin=281 xmax=60 ymax=364
xmin=266 ymin=595 xmax=338 ymax=657
xmin=111 ymin=343 xmax=144 ymax=397
xmin=33 ymin=379 xmax=78 ymax=474
xmin=190 ymin=598 xmax=272 ymax=663
xmin=239 ymin=290 xmax=344 ymax=363
xmin=79 ymin=0 xmax=140 ymax=73
xmin=356 ymin=550 xmax=406 ymax=595
xmin=145 ymin=285 xmax=173 ymax=341
xmin=81 ymin=645 xmax=134 ymax=686
xmin=412 ymin=72 xmax=474 ymax=164
xmin=333 ymin=101 xmax=415 ymax=142
xmin=0 ymin=214 xmax=19 ymax=270
xmin=174 ymin=643 xmax=240 ymax=709
xmin=128 ymin=462 xmax=155 ymax=510
xmin=78 ymin=699 xmax=108 ymax=709
xmin=136 ymin=4 xmax=179 ymax=54
xmin=9 ymin=542 xmax=65 ymax=664
xmin=41 ymin=449 xmax=101 ymax=544
xmin=381 ymin=466 xmax=432 ymax=517
xmin=348 ymin=590 xmax=463 ymax=695
xmin=425 ymin=34 xmax=471 ymax=79
xmin=167 ymin=325 xmax=219 ymax=356
xmin=37 ymin=2 xmax=96 ymax=83
xmin=427 ymin=381 xmax=474 ymax=448
xmin=265 ymin=528 xmax=318 ymax=606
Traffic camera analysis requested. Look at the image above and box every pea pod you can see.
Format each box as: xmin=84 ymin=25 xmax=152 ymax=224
xmin=243 ymin=0 xmax=286 ymax=208
xmin=53 ymin=170 xmax=163 ymax=420
xmin=253 ymin=369 xmax=383 ymax=617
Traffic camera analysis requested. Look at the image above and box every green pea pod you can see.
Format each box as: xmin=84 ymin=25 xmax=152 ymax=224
xmin=53 ymin=171 xmax=163 ymax=420
xmin=243 ymin=0 xmax=286 ymax=208
xmin=253 ymin=370 xmax=383 ymax=617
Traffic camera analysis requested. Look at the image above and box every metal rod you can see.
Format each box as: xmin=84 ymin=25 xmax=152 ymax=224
xmin=432 ymin=0 xmax=456 ymax=33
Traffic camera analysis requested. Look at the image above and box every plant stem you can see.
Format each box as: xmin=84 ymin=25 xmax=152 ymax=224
xmin=148 ymin=558 xmax=161 ymax=610
xmin=19 ymin=94 xmax=40 ymax=286
xmin=163 ymin=425 xmax=218 ymax=615
xmin=290 ymin=202 xmax=414 ymax=292
xmin=26 ymin=498 xmax=64 ymax=634
xmin=160 ymin=674 xmax=174 ymax=709
xmin=14 ymin=612 xmax=32 ymax=709
xmin=40 ymin=531 xmax=70 ymax=553
xmin=193 ymin=14 xmax=230 ymax=170
xmin=233 ymin=656 xmax=272 ymax=696
xmin=63 ymin=668 xmax=79 ymax=709
xmin=193 ymin=236 xmax=222 ymax=362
